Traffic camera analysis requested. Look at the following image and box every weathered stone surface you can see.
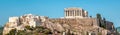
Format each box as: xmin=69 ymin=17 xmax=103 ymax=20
xmin=3 ymin=14 xmax=119 ymax=35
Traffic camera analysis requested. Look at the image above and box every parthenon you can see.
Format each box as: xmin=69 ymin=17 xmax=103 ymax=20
xmin=64 ymin=7 xmax=88 ymax=18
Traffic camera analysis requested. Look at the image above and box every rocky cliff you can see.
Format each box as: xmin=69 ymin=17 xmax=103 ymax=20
xmin=3 ymin=14 xmax=119 ymax=35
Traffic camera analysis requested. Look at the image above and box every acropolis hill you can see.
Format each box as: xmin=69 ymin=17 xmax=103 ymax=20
xmin=3 ymin=7 xmax=119 ymax=35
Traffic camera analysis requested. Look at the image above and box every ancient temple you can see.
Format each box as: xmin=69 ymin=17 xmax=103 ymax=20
xmin=64 ymin=7 xmax=88 ymax=18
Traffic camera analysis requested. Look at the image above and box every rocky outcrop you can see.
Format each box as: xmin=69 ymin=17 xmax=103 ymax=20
xmin=3 ymin=14 xmax=47 ymax=35
xmin=3 ymin=14 xmax=119 ymax=35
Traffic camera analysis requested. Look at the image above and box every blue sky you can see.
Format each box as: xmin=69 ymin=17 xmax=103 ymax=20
xmin=0 ymin=0 xmax=120 ymax=27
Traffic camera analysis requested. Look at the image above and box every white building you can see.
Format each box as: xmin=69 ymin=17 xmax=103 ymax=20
xmin=9 ymin=17 xmax=19 ymax=22
xmin=8 ymin=17 xmax=19 ymax=27
xmin=64 ymin=7 xmax=88 ymax=18
xmin=20 ymin=14 xmax=47 ymax=27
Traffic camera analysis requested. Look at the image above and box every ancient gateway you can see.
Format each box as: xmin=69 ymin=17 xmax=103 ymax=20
xmin=3 ymin=7 xmax=119 ymax=35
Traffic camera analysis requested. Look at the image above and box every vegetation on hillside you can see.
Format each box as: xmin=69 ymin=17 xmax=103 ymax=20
xmin=6 ymin=26 xmax=52 ymax=35
xmin=117 ymin=27 xmax=120 ymax=32
xmin=0 ymin=26 xmax=3 ymax=35
xmin=96 ymin=13 xmax=106 ymax=29
xmin=6 ymin=25 xmax=76 ymax=35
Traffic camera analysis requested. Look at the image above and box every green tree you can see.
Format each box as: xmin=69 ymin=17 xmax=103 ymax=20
xmin=6 ymin=29 xmax=17 ymax=35
xmin=43 ymin=29 xmax=51 ymax=34
xmin=6 ymin=26 xmax=53 ymax=35
xmin=25 ymin=26 xmax=34 ymax=31
xmin=96 ymin=13 xmax=102 ymax=27
xmin=96 ymin=13 xmax=102 ymax=20
xmin=17 ymin=30 xmax=26 ymax=35
xmin=0 ymin=27 xmax=3 ymax=35
xmin=102 ymin=18 xmax=106 ymax=29
xmin=90 ymin=16 xmax=92 ymax=18
xmin=98 ymin=32 xmax=102 ymax=35
xmin=25 ymin=26 xmax=30 ymax=29
xmin=96 ymin=13 xmax=106 ymax=29
xmin=35 ymin=26 xmax=52 ymax=34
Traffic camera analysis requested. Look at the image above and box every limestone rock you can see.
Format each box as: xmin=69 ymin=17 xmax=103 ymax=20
xmin=2 ymin=14 xmax=119 ymax=35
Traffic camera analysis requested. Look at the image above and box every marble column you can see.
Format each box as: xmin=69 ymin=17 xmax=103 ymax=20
xmin=69 ymin=11 xmax=71 ymax=16
xmin=67 ymin=11 xmax=68 ymax=16
xmin=75 ymin=10 xmax=77 ymax=16
xmin=81 ymin=10 xmax=82 ymax=16
xmin=65 ymin=11 xmax=66 ymax=17
xmin=66 ymin=11 xmax=68 ymax=17
xmin=74 ymin=10 xmax=75 ymax=16
xmin=72 ymin=11 xmax=74 ymax=16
